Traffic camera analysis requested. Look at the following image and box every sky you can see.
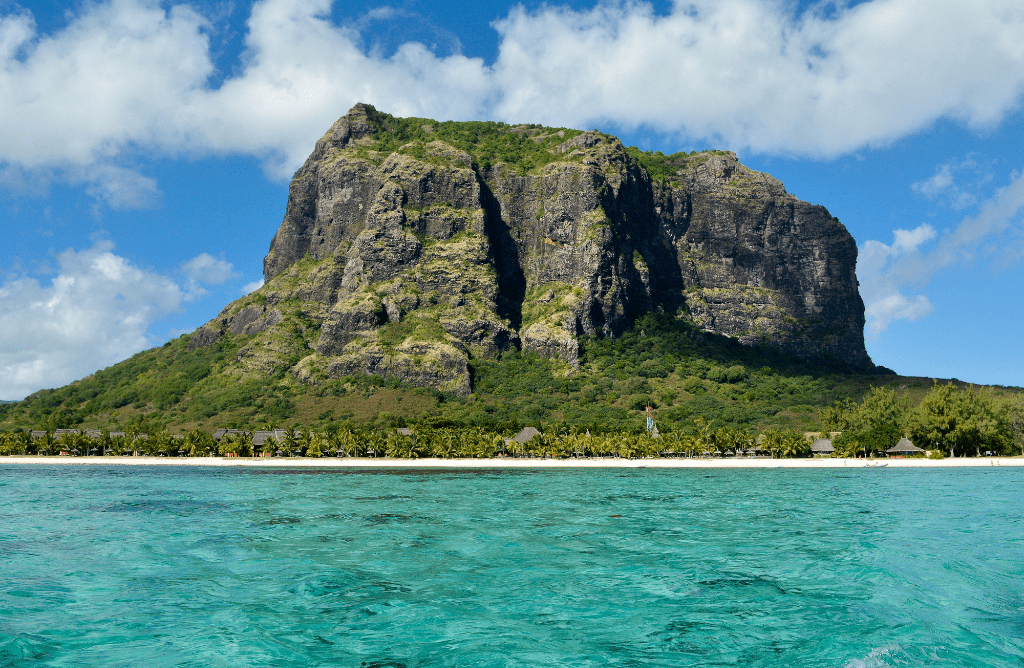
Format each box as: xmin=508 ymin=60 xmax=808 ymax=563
xmin=1 ymin=0 xmax=1023 ymax=400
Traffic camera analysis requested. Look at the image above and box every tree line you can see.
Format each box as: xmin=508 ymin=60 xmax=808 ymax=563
xmin=3 ymin=382 xmax=1020 ymax=459
xmin=0 ymin=423 xmax=815 ymax=459
xmin=819 ymin=382 xmax=1024 ymax=458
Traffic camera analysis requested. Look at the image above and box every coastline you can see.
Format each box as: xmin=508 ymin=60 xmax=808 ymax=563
xmin=2 ymin=456 xmax=1022 ymax=468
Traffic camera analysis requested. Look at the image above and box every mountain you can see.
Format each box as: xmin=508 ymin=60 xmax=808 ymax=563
xmin=2 ymin=105 xmax=891 ymax=435
xmin=189 ymin=104 xmax=870 ymax=398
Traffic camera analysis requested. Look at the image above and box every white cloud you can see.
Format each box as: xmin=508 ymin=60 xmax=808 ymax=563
xmin=891 ymin=224 xmax=937 ymax=255
xmin=0 ymin=243 xmax=244 ymax=400
xmin=857 ymin=229 xmax=936 ymax=336
xmin=912 ymin=157 xmax=994 ymax=210
xmin=0 ymin=242 xmax=185 ymax=400
xmin=241 ymin=278 xmax=264 ymax=295
xmin=913 ymin=165 xmax=957 ymax=199
xmin=181 ymin=253 xmax=235 ymax=285
xmin=2 ymin=0 xmax=1024 ymax=185
xmin=859 ymin=172 xmax=1024 ymax=336
xmin=487 ymin=0 xmax=1024 ymax=155
xmin=180 ymin=252 xmax=238 ymax=300
xmin=80 ymin=165 xmax=163 ymax=210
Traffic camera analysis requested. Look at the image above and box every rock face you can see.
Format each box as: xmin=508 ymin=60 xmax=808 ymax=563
xmin=197 ymin=104 xmax=871 ymax=395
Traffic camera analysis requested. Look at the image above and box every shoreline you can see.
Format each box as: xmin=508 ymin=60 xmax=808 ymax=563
xmin=2 ymin=456 xmax=1022 ymax=468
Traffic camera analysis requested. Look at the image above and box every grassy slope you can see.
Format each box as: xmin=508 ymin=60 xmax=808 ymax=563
xmin=2 ymin=312 xmax=1018 ymax=437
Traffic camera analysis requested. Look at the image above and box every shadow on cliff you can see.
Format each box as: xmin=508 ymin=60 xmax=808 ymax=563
xmin=479 ymin=175 xmax=526 ymax=333
xmin=597 ymin=165 xmax=690 ymax=333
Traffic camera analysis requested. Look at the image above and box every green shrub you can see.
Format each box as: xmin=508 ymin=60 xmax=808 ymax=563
xmin=623 ymin=377 xmax=652 ymax=395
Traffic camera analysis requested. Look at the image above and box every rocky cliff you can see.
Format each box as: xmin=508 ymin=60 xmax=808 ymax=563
xmin=191 ymin=104 xmax=871 ymax=395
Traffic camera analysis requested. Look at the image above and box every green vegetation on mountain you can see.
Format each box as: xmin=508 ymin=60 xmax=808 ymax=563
xmin=349 ymin=112 xmax=585 ymax=174
xmin=623 ymin=146 xmax=732 ymax=182
xmin=2 ymin=312 xmax=1021 ymax=456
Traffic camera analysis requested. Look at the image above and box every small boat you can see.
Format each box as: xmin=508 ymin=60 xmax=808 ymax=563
xmin=864 ymin=461 xmax=888 ymax=467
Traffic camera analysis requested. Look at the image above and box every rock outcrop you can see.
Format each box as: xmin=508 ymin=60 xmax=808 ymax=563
xmin=195 ymin=104 xmax=871 ymax=395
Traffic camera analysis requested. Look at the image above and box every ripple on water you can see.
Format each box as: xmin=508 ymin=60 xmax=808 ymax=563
xmin=1 ymin=466 xmax=1024 ymax=667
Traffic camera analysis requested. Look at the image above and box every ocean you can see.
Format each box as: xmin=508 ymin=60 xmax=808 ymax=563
xmin=1 ymin=465 xmax=1022 ymax=667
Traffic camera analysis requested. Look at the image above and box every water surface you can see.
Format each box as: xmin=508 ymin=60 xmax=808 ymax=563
xmin=1 ymin=465 xmax=1022 ymax=667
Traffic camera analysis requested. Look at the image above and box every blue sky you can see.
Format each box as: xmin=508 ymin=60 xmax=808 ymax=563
xmin=1 ymin=0 xmax=1023 ymax=400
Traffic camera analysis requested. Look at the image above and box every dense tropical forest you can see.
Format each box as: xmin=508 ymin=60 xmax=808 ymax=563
xmin=1 ymin=314 xmax=1022 ymax=457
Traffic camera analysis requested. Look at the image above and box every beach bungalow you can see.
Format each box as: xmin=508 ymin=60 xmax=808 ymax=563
xmin=509 ymin=427 xmax=539 ymax=443
xmin=811 ymin=438 xmax=835 ymax=456
xmin=502 ymin=427 xmax=541 ymax=457
xmin=213 ymin=428 xmax=246 ymax=441
xmin=504 ymin=427 xmax=540 ymax=454
xmin=30 ymin=431 xmax=47 ymax=440
xmin=252 ymin=430 xmax=290 ymax=448
xmin=886 ymin=437 xmax=924 ymax=457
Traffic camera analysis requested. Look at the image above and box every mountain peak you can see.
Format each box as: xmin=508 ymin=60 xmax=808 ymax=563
xmin=202 ymin=108 xmax=873 ymax=396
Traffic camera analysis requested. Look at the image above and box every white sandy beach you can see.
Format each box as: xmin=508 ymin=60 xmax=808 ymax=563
xmin=2 ymin=456 xmax=1022 ymax=468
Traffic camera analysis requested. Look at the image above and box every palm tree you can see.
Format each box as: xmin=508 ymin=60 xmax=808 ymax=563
xmin=306 ymin=433 xmax=327 ymax=457
xmin=57 ymin=430 xmax=82 ymax=456
xmin=37 ymin=430 xmax=56 ymax=456
xmin=440 ymin=429 xmax=458 ymax=458
xmin=694 ymin=417 xmax=714 ymax=456
xmin=294 ymin=427 xmax=312 ymax=455
xmin=365 ymin=431 xmax=385 ymax=458
xmin=183 ymin=429 xmax=214 ymax=456
xmin=156 ymin=432 xmax=178 ymax=457
xmin=618 ymin=434 xmax=639 ymax=459
xmin=386 ymin=431 xmax=405 ymax=458
xmin=337 ymin=430 xmax=354 ymax=456
xmin=761 ymin=429 xmax=784 ymax=458
xmin=1 ymin=431 xmax=29 ymax=456
xmin=780 ymin=430 xmax=811 ymax=458
xmin=471 ymin=434 xmax=496 ymax=459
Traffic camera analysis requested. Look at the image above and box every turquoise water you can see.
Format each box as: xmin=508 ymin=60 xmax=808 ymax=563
xmin=1 ymin=466 xmax=1023 ymax=667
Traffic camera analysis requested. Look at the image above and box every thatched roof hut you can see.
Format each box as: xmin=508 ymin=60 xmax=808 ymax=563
xmin=252 ymin=430 xmax=289 ymax=447
xmin=811 ymin=438 xmax=835 ymax=454
xmin=213 ymin=428 xmax=245 ymax=441
xmin=509 ymin=427 xmax=539 ymax=443
xmin=504 ymin=427 xmax=540 ymax=450
xmin=886 ymin=437 xmax=923 ymax=455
